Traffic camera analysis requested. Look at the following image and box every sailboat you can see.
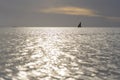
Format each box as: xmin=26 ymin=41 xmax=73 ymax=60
xmin=78 ymin=22 xmax=81 ymax=28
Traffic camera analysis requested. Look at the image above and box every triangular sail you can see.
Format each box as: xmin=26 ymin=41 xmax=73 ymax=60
xmin=78 ymin=22 xmax=81 ymax=27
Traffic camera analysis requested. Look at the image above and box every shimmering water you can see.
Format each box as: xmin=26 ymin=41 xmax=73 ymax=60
xmin=0 ymin=27 xmax=120 ymax=80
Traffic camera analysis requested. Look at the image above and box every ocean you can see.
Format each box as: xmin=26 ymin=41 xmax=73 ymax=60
xmin=0 ymin=27 xmax=120 ymax=80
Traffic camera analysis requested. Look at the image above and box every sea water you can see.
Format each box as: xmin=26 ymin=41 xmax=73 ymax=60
xmin=0 ymin=27 xmax=120 ymax=80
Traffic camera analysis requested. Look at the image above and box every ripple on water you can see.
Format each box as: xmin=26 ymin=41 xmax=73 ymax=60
xmin=0 ymin=28 xmax=120 ymax=80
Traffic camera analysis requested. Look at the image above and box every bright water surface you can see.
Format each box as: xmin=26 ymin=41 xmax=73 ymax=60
xmin=0 ymin=27 xmax=120 ymax=80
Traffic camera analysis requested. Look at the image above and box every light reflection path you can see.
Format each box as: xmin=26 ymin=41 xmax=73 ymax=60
xmin=14 ymin=28 xmax=79 ymax=80
xmin=0 ymin=28 xmax=120 ymax=80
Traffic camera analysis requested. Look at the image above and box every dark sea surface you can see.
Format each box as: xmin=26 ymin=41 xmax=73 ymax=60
xmin=0 ymin=27 xmax=120 ymax=80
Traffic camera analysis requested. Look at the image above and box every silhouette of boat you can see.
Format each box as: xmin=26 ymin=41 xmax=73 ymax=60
xmin=78 ymin=22 xmax=81 ymax=28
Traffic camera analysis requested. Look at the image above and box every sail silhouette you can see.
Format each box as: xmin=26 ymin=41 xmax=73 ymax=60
xmin=78 ymin=22 xmax=81 ymax=27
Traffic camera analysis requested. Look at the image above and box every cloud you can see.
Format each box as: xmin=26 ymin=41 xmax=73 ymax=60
xmin=40 ymin=6 xmax=98 ymax=16
xmin=106 ymin=16 xmax=120 ymax=22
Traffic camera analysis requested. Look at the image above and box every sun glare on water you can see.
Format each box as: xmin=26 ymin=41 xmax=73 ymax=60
xmin=0 ymin=28 xmax=120 ymax=80
xmin=13 ymin=28 xmax=73 ymax=80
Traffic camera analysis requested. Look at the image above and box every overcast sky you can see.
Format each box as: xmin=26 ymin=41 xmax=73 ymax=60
xmin=0 ymin=0 xmax=120 ymax=27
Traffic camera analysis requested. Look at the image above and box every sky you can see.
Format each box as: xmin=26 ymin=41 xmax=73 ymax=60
xmin=0 ymin=0 xmax=120 ymax=27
